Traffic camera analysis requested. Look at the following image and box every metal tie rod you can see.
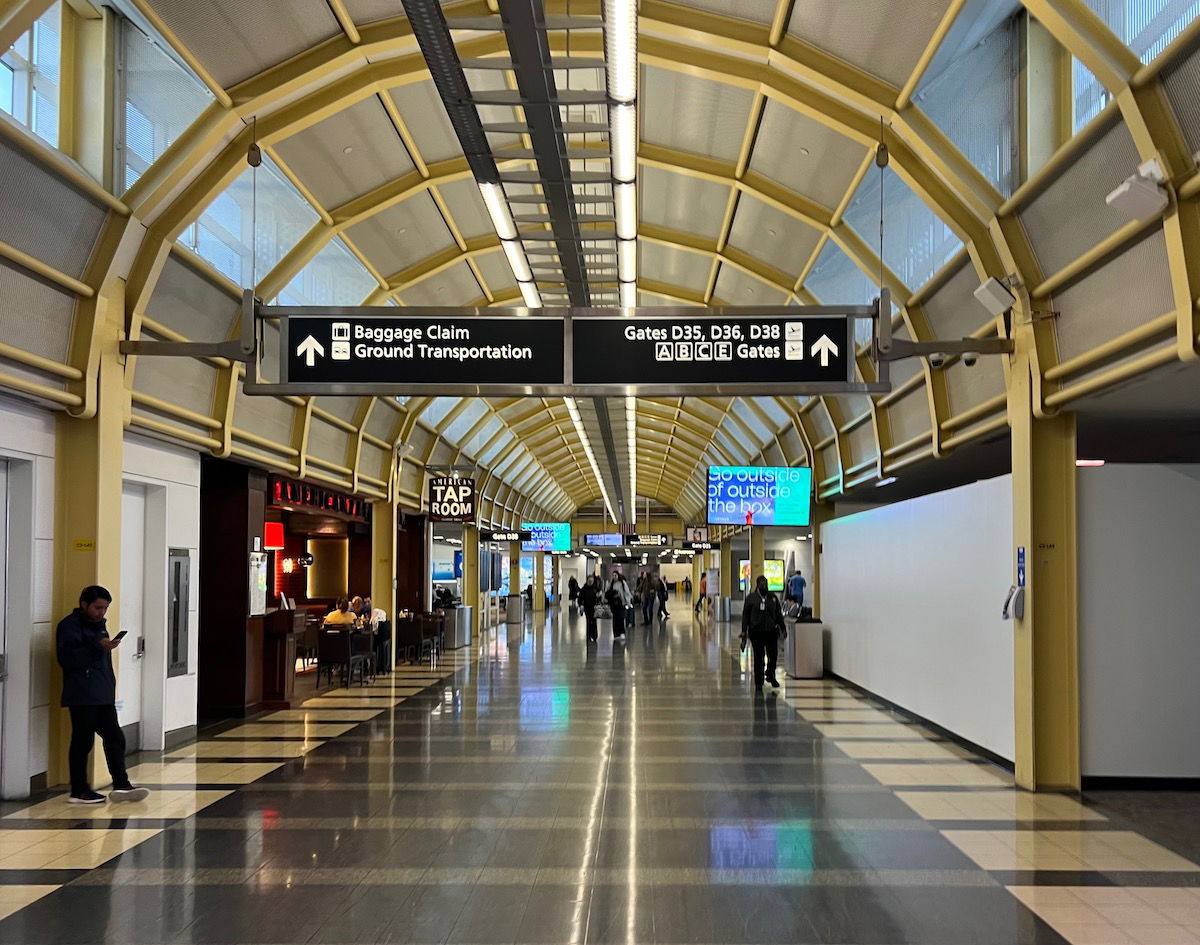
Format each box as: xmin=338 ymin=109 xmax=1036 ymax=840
xmin=471 ymin=89 xmax=609 ymax=106
xmin=483 ymin=121 xmax=608 ymax=135
xmin=460 ymin=56 xmax=602 ymax=70
xmin=445 ymin=15 xmax=602 ymax=30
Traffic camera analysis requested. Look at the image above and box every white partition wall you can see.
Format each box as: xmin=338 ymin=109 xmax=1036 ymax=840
xmin=1078 ymin=464 xmax=1200 ymax=779
xmin=821 ymin=475 xmax=1015 ymax=760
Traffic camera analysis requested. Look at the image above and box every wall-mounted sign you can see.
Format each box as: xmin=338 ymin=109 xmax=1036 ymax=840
xmin=283 ymin=315 xmax=565 ymax=386
xmin=428 ymin=476 xmax=476 ymax=522
xmin=584 ymin=533 xmax=623 ymax=546
xmin=269 ymin=476 xmax=371 ymax=521
xmin=571 ymin=316 xmax=852 ymax=385
xmin=628 ymin=534 xmax=668 ymax=547
xmin=684 ymin=525 xmax=709 ymax=543
xmin=484 ymin=530 xmax=533 ymax=543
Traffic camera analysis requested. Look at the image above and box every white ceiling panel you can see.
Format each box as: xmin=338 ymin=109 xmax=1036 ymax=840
xmin=664 ymin=0 xmax=777 ymax=24
xmin=389 ymin=82 xmax=463 ymax=164
xmin=726 ymin=195 xmax=822 ymax=277
xmin=640 ymin=167 xmax=731 ymax=242
xmin=474 ymin=249 xmax=516 ymax=300
xmin=342 ymin=0 xmax=405 ymax=25
xmin=436 ymin=179 xmax=494 ymax=240
xmin=145 ymin=0 xmax=341 ymax=88
xmin=640 ymin=66 xmax=755 ymax=164
xmin=274 ymin=96 xmax=415 ymax=210
xmin=749 ymin=100 xmax=867 ymax=210
xmin=714 ymin=264 xmax=789 ymax=306
xmin=640 ymin=242 xmax=712 ymax=293
xmin=344 ymin=192 xmax=454 ymax=278
xmin=787 ymin=0 xmax=953 ymax=86
xmin=400 ymin=262 xmax=482 ymax=307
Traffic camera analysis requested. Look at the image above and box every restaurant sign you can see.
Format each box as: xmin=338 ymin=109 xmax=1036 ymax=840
xmin=429 ymin=476 xmax=477 ymax=522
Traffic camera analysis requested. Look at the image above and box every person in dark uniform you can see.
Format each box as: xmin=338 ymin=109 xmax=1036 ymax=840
xmin=740 ymin=574 xmax=787 ymax=692
xmin=578 ymin=576 xmax=601 ymax=642
xmin=56 ymin=586 xmax=150 ymax=804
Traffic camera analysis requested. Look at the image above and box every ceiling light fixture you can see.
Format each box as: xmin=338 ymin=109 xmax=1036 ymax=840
xmin=604 ymin=0 xmax=638 ymax=303
xmin=564 ymin=397 xmax=618 ymax=525
xmin=619 ymin=281 xmax=637 ymax=308
xmin=613 ymin=183 xmax=636 ymax=240
xmin=1076 ymin=459 xmax=1105 ymax=467
xmin=502 ymin=240 xmax=533 ymax=282
xmin=478 ymin=182 xmax=517 ymax=240
xmin=518 ymin=281 xmax=542 ymax=308
xmin=626 ymin=395 xmax=637 ymax=516
xmin=618 ymin=239 xmax=636 ymax=281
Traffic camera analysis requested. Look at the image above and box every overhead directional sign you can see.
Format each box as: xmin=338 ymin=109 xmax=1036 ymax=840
xmin=484 ymin=530 xmax=533 ymax=543
xmin=571 ymin=315 xmax=853 ymax=385
xmin=283 ymin=314 xmax=564 ymax=386
xmin=246 ymin=305 xmax=885 ymax=396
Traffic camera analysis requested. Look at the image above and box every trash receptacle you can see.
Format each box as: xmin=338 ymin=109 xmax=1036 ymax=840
xmin=715 ymin=596 xmax=731 ymax=621
xmin=786 ymin=619 xmax=825 ymax=678
xmin=449 ymin=606 xmax=473 ymax=648
xmin=505 ymin=594 xmax=524 ymax=626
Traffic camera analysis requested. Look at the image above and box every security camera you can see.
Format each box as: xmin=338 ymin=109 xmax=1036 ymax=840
xmin=928 ymin=352 xmax=946 ymax=369
xmin=962 ymin=351 xmax=978 ymax=367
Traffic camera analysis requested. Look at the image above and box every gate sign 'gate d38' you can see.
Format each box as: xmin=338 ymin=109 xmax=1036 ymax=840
xmin=428 ymin=476 xmax=477 ymax=523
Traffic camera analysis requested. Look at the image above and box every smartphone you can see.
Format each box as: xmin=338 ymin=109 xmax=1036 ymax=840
xmin=111 ymin=630 xmax=128 ymax=643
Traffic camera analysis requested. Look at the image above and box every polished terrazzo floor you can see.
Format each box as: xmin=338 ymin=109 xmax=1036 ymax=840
xmin=0 ymin=606 xmax=1198 ymax=944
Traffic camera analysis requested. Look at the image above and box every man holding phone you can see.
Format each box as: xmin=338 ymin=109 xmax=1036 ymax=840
xmin=55 ymin=586 xmax=149 ymax=804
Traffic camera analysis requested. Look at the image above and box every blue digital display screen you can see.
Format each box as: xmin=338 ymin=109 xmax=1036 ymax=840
xmin=521 ymin=522 xmax=571 ymax=552
xmin=707 ymin=466 xmax=812 ymax=526
xmin=584 ymin=533 xmax=622 ymax=546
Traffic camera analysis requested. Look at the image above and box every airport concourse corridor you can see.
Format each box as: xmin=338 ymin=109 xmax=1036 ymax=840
xmin=0 ymin=607 xmax=1198 ymax=945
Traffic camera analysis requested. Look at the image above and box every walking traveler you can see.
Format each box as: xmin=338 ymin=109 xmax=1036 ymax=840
xmin=786 ymin=570 xmax=807 ymax=616
xmin=56 ymin=586 xmax=150 ymax=804
xmin=567 ymin=575 xmax=580 ymax=614
xmin=655 ymin=576 xmax=670 ymax=618
xmin=579 ymin=576 xmax=601 ymax=642
xmin=606 ymin=572 xmax=632 ymax=638
xmin=694 ymin=573 xmax=708 ymax=614
xmin=740 ymin=575 xmax=787 ymax=692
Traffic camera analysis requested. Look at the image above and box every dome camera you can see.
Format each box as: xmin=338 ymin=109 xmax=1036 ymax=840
xmin=928 ymin=352 xmax=947 ymax=369
xmin=962 ymin=351 xmax=979 ymax=367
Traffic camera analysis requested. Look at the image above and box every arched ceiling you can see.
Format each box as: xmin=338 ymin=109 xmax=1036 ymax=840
xmin=118 ymin=0 xmax=1100 ymax=521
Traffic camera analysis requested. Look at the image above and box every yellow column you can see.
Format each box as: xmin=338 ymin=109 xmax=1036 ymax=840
xmin=718 ymin=540 xmax=733 ymax=600
xmin=691 ymin=552 xmax=702 ymax=604
xmin=1010 ymin=359 xmax=1079 ymax=791
xmin=809 ymin=502 xmax=833 ymax=617
xmin=749 ymin=526 xmax=765 ymax=587
xmin=532 ymin=551 xmax=545 ymax=612
xmin=371 ymin=498 xmax=396 ymax=667
xmin=509 ymin=540 xmax=521 ymax=596
xmin=462 ymin=525 xmax=479 ymax=637
xmin=50 ymin=288 xmax=125 ymax=788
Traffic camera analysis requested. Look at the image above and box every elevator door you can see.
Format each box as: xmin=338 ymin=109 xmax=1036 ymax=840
xmin=118 ymin=484 xmax=145 ymax=743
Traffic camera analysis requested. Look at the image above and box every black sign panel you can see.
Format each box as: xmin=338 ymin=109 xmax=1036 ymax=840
xmin=285 ymin=316 xmax=564 ymax=385
xmin=684 ymin=541 xmax=719 ymax=551
xmin=484 ymin=530 xmax=533 ymax=543
xmin=571 ymin=316 xmax=851 ymax=385
xmin=428 ymin=476 xmax=476 ymax=523
xmin=628 ymin=534 xmax=668 ymax=547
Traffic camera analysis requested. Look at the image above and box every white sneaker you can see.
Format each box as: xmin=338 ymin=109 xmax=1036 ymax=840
xmin=109 ymin=786 xmax=150 ymax=803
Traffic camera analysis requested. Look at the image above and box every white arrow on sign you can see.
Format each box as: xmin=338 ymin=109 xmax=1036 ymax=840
xmin=811 ymin=334 xmax=839 ymax=367
xmin=296 ymin=335 xmax=324 ymax=367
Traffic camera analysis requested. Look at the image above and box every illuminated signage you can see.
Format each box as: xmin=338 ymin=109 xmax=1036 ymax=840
xmin=428 ymin=476 xmax=476 ymax=522
xmin=707 ymin=466 xmax=813 ymax=526
xmin=520 ymin=522 xmax=571 ymax=552
xmin=484 ymin=530 xmax=533 ymax=542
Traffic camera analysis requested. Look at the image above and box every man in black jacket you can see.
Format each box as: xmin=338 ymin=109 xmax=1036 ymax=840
xmin=740 ymin=574 xmax=787 ymax=692
xmin=56 ymin=586 xmax=149 ymax=804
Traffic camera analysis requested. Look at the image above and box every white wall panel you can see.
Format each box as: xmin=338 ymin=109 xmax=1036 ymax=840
xmin=822 ymin=475 xmax=1014 ymax=759
xmin=1078 ymin=464 xmax=1200 ymax=778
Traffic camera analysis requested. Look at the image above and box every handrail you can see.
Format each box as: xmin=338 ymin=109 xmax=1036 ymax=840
xmin=0 ymin=240 xmax=94 ymax=297
xmin=0 ymin=371 xmax=81 ymax=407
xmin=0 ymin=342 xmax=83 ymax=380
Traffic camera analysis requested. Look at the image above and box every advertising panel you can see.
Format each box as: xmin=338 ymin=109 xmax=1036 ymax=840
xmin=585 ymin=533 xmax=623 ymax=546
xmin=763 ymin=559 xmax=785 ymax=592
xmin=707 ymin=466 xmax=812 ymax=526
xmin=521 ymin=522 xmax=571 ymax=552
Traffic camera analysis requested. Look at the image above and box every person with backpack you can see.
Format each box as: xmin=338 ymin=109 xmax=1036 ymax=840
xmin=786 ymin=570 xmax=807 ymax=617
xmin=578 ymin=576 xmax=601 ymax=642
xmin=740 ymin=574 xmax=787 ymax=692
xmin=606 ymin=572 xmax=632 ymax=638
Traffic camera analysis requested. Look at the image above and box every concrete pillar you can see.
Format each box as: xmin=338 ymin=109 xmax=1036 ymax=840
xmin=1010 ymin=361 xmax=1079 ymax=791
xmin=462 ymin=525 xmax=479 ymax=637
xmin=51 ymin=289 xmax=125 ymax=788
xmin=371 ymin=499 xmax=397 ymax=668
xmin=718 ymin=540 xmax=733 ymax=599
xmin=749 ymin=526 xmax=765 ymax=588
xmin=508 ymin=541 xmax=521 ymax=598
xmin=532 ymin=551 xmax=545 ymax=612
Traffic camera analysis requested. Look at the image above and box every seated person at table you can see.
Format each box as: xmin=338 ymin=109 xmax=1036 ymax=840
xmin=359 ymin=596 xmax=375 ymax=627
xmin=323 ymin=597 xmax=358 ymax=627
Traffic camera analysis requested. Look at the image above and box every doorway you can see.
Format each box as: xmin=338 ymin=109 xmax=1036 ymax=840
xmin=118 ymin=483 xmax=147 ymax=749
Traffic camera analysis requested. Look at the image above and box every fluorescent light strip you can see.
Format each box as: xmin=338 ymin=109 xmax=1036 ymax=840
xmin=519 ymin=281 xmax=542 ymax=308
xmin=619 ymin=281 xmax=636 ymax=307
xmin=502 ymin=239 xmax=533 ymax=282
xmin=478 ymin=182 xmax=517 ymax=240
xmin=625 ymin=395 xmax=636 ymax=514
xmin=617 ymin=239 xmax=636 ymax=281
xmin=603 ymin=0 xmax=637 ymax=103
xmin=610 ymin=104 xmax=636 ymax=183
xmin=614 ymin=183 xmax=636 ymax=240
xmin=564 ymin=396 xmax=618 ymax=525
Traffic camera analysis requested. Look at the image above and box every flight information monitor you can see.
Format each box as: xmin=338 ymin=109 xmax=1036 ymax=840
xmin=707 ymin=466 xmax=812 ymax=526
